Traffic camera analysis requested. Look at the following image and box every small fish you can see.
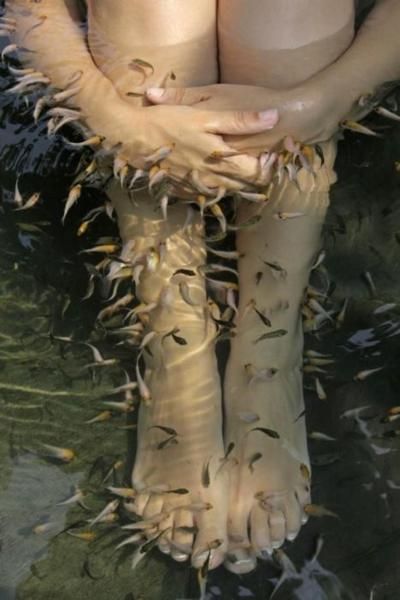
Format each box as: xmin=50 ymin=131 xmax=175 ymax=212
xmin=375 ymin=106 xmax=400 ymax=122
xmin=300 ymin=463 xmax=311 ymax=481
xmin=248 ymin=452 xmax=262 ymax=473
xmin=315 ymin=377 xmax=327 ymax=401
xmin=308 ymin=432 xmax=336 ymax=442
xmin=202 ymin=458 xmax=211 ymax=488
xmin=141 ymin=527 xmax=171 ymax=554
xmin=1 ymin=43 xmax=18 ymax=62
xmin=88 ymin=499 xmax=119 ymax=527
xmin=62 ymin=184 xmax=82 ymax=224
xmin=311 ymin=250 xmax=326 ymax=271
xmin=85 ymin=410 xmax=112 ymax=424
xmin=40 ymin=443 xmax=75 ymax=463
xmin=273 ymin=212 xmax=304 ymax=220
xmin=209 ymin=203 xmax=227 ymax=233
xmin=354 ymin=367 xmax=384 ymax=381
xmin=57 ymin=487 xmax=88 ymax=508
xmin=33 ymin=522 xmax=55 ymax=535
xmin=107 ymin=486 xmax=136 ymax=499
xmin=116 ymin=532 xmax=145 ymax=550
xmin=172 ymin=502 xmax=213 ymax=514
xmin=254 ymin=329 xmax=287 ymax=344
xmin=82 ymin=243 xmax=120 ymax=255
xmin=164 ymin=488 xmax=189 ymax=495
xmin=304 ymin=504 xmax=339 ymax=519
xmin=157 ymin=435 xmax=178 ymax=450
xmin=294 ymin=409 xmax=306 ymax=423
xmin=66 ymin=135 xmax=105 ymax=148
xmin=136 ymin=355 xmax=151 ymax=404
xmin=388 ymin=406 xmax=400 ymax=416
xmin=336 ymin=298 xmax=349 ymax=329
xmin=362 ymin=270 xmax=377 ymax=296
xmin=144 ymin=145 xmax=173 ymax=166
xmin=373 ymin=303 xmax=397 ymax=315
xmin=66 ymin=530 xmax=97 ymax=542
xmin=249 ymin=427 xmax=280 ymax=439
xmin=14 ymin=192 xmax=41 ymax=211
xmin=149 ymin=425 xmax=178 ymax=437
xmin=253 ymin=306 xmax=272 ymax=327
xmin=198 ymin=549 xmax=212 ymax=596
xmin=341 ymin=120 xmax=380 ymax=137
xmin=237 ymin=191 xmax=269 ymax=203
xmin=206 ymin=246 xmax=241 ymax=260
xmin=381 ymin=413 xmax=400 ymax=424
xmin=256 ymin=271 xmax=263 ymax=285
xmin=262 ymin=259 xmax=287 ymax=278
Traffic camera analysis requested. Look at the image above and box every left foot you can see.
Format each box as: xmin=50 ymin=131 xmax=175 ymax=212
xmin=222 ymin=174 xmax=331 ymax=574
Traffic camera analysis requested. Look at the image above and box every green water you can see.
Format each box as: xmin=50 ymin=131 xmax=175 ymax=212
xmin=2 ymin=21 xmax=400 ymax=600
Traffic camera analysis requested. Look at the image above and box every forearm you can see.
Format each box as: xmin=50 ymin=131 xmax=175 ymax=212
xmin=5 ymin=0 xmax=138 ymax=146
xmin=312 ymin=0 xmax=400 ymax=107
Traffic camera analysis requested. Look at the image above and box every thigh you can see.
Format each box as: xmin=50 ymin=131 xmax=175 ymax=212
xmin=87 ymin=0 xmax=219 ymax=95
xmin=218 ymin=0 xmax=355 ymax=87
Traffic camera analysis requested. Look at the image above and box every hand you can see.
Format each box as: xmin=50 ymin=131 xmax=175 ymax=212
xmin=113 ymin=101 xmax=279 ymax=196
xmin=145 ymin=83 xmax=351 ymax=155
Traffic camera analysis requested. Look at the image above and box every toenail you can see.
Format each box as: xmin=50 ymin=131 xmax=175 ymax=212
xmin=192 ymin=550 xmax=209 ymax=564
xmin=158 ymin=542 xmax=170 ymax=555
xmin=172 ymin=552 xmax=189 ymax=562
xmin=301 ymin=515 xmax=309 ymax=524
xmin=272 ymin=540 xmax=283 ymax=549
xmin=287 ymin=532 xmax=298 ymax=541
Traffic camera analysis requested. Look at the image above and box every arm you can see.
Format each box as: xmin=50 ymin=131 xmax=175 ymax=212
xmin=4 ymin=0 xmax=280 ymax=191
xmin=146 ymin=0 xmax=400 ymax=151
xmin=5 ymin=0 xmax=139 ymax=149
xmin=314 ymin=0 xmax=400 ymax=108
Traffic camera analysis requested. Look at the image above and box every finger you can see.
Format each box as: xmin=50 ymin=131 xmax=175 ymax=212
xmin=146 ymin=87 xmax=211 ymax=106
xmin=204 ymin=109 xmax=279 ymax=136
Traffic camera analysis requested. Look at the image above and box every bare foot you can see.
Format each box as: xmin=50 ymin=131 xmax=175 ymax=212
xmin=222 ymin=163 xmax=333 ymax=573
xmin=110 ymin=186 xmax=228 ymax=570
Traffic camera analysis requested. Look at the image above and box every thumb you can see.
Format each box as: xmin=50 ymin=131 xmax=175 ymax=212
xmin=146 ymin=86 xmax=210 ymax=106
xmin=205 ymin=108 xmax=279 ymax=136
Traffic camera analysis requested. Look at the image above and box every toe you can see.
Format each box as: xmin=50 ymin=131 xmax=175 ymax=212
xmin=295 ymin=485 xmax=311 ymax=524
xmin=192 ymin=508 xmax=227 ymax=570
xmin=171 ymin=509 xmax=195 ymax=558
xmin=224 ymin=547 xmax=257 ymax=574
xmin=157 ymin=512 xmax=174 ymax=555
xmin=269 ymin=510 xmax=286 ymax=549
xmin=132 ymin=492 xmax=150 ymax=516
xmin=250 ymin=505 xmax=272 ymax=556
xmin=143 ymin=495 xmax=164 ymax=521
xmin=284 ymin=493 xmax=303 ymax=541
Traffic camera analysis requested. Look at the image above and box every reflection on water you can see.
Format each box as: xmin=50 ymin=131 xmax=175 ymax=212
xmin=2 ymin=16 xmax=400 ymax=600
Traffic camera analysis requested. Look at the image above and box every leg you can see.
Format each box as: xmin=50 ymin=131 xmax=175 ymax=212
xmin=223 ymin=141 xmax=338 ymax=573
xmin=108 ymin=183 xmax=228 ymax=569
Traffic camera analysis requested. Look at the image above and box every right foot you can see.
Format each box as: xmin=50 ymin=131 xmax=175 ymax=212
xmin=130 ymin=317 xmax=228 ymax=570
xmin=111 ymin=192 xmax=228 ymax=570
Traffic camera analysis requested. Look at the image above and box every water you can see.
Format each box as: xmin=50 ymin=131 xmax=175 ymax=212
xmin=2 ymin=13 xmax=400 ymax=600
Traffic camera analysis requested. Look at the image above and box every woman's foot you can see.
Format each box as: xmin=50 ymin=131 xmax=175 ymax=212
xmin=222 ymin=165 xmax=333 ymax=573
xmin=110 ymin=186 xmax=228 ymax=569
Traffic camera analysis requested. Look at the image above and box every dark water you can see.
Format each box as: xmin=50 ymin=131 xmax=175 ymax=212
xmin=2 ymin=17 xmax=400 ymax=600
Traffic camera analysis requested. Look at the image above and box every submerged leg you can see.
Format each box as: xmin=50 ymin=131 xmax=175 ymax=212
xmin=108 ymin=183 xmax=228 ymax=569
xmin=223 ymin=141 xmax=337 ymax=573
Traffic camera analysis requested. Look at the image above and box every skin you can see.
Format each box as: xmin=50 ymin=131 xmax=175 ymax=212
xmin=5 ymin=0 xmax=400 ymax=574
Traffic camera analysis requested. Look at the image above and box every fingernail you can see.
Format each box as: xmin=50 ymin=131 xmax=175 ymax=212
xmin=258 ymin=109 xmax=279 ymax=126
xmin=147 ymin=87 xmax=164 ymax=98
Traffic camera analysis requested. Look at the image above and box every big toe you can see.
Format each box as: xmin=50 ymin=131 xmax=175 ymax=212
xmin=224 ymin=547 xmax=257 ymax=574
xmin=191 ymin=509 xmax=227 ymax=570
